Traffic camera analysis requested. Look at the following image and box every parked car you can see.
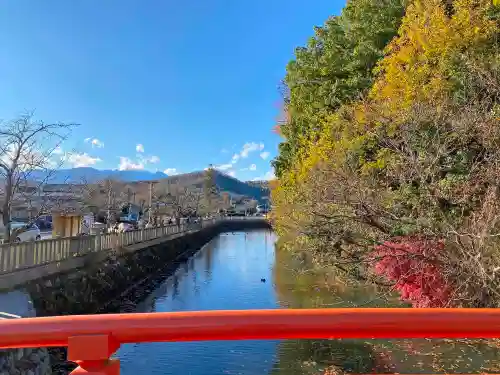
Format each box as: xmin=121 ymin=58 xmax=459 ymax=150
xmin=11 ymin=222 xmax=41 ymax=242
xmin=35 ymin=218 xmax=52 ymax=230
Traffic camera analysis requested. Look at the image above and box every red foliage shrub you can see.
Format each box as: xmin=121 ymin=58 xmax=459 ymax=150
xmin=371 ymin=237 xmax=453 ymax=307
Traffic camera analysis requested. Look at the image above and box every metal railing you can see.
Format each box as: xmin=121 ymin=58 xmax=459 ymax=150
xmin=0 ymin=308 xmax=497 ymax=375
xmin=0 ymin=217 xmax=261 ymax=275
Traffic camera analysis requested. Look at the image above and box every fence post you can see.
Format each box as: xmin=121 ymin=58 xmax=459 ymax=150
xmin=27 ymin=241 xmax=36 ymax=267
xmin=96 ymin=232 xmax=102 ymax=252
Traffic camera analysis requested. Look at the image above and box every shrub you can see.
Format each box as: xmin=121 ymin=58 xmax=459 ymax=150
xmin=371 ymin=237 xmax=452 ymax=307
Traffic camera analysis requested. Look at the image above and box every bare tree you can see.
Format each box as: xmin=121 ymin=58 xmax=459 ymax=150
xmin=0 ymin=112 xmax=77 ymax=242
xmin=80 ymin=178 xmax=130 ymax=224
xmin=156 ymin=183 xmax=199 ymax=218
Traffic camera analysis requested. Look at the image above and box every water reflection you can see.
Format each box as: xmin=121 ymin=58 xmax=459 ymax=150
xmin=270 ymin=339 xmax=390 ymax=375
xmin=272 ymin=242 xmax=500 ymax=374
xmin=118 ymin=230 xmax=500 ymax=375
xmin=119 ymin=230 xmax=278 ymax=375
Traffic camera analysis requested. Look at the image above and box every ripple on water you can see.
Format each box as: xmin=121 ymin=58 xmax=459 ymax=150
xmin=117 ymin=230 xmax=500 ymax=375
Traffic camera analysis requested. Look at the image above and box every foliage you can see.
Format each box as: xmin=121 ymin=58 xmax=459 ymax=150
xmin=372 ymin=237 xmax=452 ymax=307
xmin=272 ymin=0 xmax=500 ymax=306
xmin=272 ymin=0 xmax=406 ymax=178
xmin=203 ymin=167 xmax=218 ymax=212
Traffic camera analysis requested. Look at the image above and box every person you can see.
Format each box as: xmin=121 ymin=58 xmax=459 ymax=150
xmin=137 ymin=219 xmax=145 ymax=230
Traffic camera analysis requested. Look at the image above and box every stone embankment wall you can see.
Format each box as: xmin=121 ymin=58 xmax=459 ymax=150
xmin=27 ymin=220 xmax=270 ymax=315
xmin=0 ymin=292 xmax=50 ymax=375
xmin=0 ymin=348 xmax=51 ymax=375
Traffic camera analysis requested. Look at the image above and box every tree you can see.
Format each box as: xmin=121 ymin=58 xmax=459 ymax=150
xmin=273 ymin=0 xmax=406 ymax=178
xmin=0 ymin=112 xmax=77 ymax=242
xmin=81 ymin=178 xmax=129 ymax=224
xmin=221 ymin=192 xmax=231 ymax=209
xmin=203 ymin=166 xmax=219 ymax=213
xmin=155 ymin=183 xmax=199 ymax=218
xmin=272 ymin=0 xmax=500 ymax=307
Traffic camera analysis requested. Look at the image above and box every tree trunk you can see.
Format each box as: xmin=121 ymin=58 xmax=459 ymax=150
xmin=2 ymin=173 xmax=13 ymax=243
xmin=2 ymin=206 xmax=10 ymax=243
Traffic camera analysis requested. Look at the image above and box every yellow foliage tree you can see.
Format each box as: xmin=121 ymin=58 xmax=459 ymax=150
xmin=371 ymin=0 xmax=497 ymax=112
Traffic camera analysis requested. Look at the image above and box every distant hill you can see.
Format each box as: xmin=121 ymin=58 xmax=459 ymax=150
xmin=246 ymin=180 xmax=270 ymax=189
xmin=27 ymin=167 xmax=167 ymax=183
xmin=214 ymin=173 xmax=269 ymax=202
xmin=26 ymin=167 xmax=270 ymax=203
xmin=159 ymin=170 xmax=270 ymax=203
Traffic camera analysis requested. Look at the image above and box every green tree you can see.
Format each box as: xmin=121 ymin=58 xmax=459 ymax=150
xmin=203 ymin=166 xmax=218 ymax=213
xmin=273 ymin=0 xmax=406 ymax=178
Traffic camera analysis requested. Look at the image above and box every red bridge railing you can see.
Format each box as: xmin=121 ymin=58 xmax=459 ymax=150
xmin=1 ymin=308 xmax=499 ymax=374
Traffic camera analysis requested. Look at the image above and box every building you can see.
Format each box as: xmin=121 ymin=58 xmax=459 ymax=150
xmin=0 ymin=181 xmax=87 ymax=232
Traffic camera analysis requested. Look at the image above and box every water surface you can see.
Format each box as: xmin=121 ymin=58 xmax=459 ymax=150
xmin=118 ymin=230 xmax=500 ymax=374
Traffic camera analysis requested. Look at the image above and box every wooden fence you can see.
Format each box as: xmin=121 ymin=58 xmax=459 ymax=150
xmin=0 ymin=217 xmax=226 ymax=275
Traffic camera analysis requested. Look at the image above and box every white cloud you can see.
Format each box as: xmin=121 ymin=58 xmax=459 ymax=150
xmin=91 ymin=138 xmax=104 ymax=148
xmin=148 ymin=155 xmax=160 ymax=164
xmin=136 ymin=144 xmax=145 ymax=153
xmin=63 ymin=152 xmax=101 ymax=168
xmin=118 ymin=156 xmax=144 ymax=171
xmin=53 ymin=146 xmax=63 ymax=155
xmin=84 ymin=137 xmax=104 ymax=148
xmin=46 ymin=158 xmax=58 ymax=169
xmin=117 ymin=153 xmax=158 ymax=172
xmin=164 ymin=168 xmax=178 ymax=175
xmin=228 ymin=142 xmax=265 ymax=165
xmin=228 ymin=171 xmax=236 ymax=177
xmin=249 ymin=164 xmax=257 ymax=171
xmin=240 ymin=142 xmax=264 ymax=158
xmin=252 ymin=169 xmax=275 ymax=181
xmin=260 ymin=151 xmax=270 ymax=160
xmin=0 ymin=144 xmax=49 ymax=171
xmin=215 ymin=163 xmax=233 ymax=171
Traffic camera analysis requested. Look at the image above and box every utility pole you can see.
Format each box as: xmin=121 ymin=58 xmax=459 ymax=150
xmin=106 ymin=181 xmax=112 ymax=226
xmin=126 ymin=187 xmax=132 ymax=220
xmin=148 ymin=181 xmax=158 ymax=223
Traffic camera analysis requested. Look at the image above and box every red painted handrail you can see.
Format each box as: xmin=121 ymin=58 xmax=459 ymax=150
xmin=1 ymin=308 xmax=499 ymax=374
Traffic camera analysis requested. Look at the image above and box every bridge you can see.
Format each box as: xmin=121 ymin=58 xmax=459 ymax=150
xmin=0 ymin=308 xmax=497 ymax=374
xmin=0 ymin=217 xmax=268 ymax=290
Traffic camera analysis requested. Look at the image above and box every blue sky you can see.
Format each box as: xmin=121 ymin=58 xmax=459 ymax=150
xmin=0 ymin=0 xmax=342 ymax=181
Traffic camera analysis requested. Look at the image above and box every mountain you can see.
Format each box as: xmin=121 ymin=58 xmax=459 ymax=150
xmin=246 ymin=180 xmax=270 ymax=189
xmin=27 ymin=167 xmax=167 ymax=183
xmin=214 ymin=172 xmax=269 ymax=203
xmin=24 ymin=167 xmax=270 ymax=204
xmin=157 ymin=170 xmax=270 ymax=203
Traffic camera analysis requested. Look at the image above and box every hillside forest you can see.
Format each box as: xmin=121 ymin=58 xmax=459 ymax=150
xmin=271 ymin=0 xmax=500 ymax=307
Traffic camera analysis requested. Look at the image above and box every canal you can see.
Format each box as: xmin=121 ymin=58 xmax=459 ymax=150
xmin=118 ymin=230 xmax=500 ymax=374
